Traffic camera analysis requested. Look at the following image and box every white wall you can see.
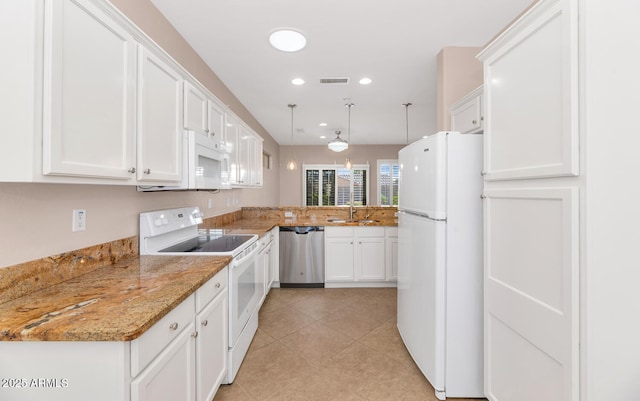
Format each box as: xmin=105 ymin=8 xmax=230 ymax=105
xmin=582 ymin=0 xmax=640 ymax=399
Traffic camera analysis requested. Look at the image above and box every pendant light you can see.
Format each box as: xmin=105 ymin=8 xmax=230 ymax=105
xmin=328 ymin=131 xmax=348 ymax=152
xmin=402 ymin=102 xmax=412 ymax=144
xmin=344 ymin=102 xmax=354 ymax=169
xmin=286 ymin=104 xmax=297 ymax=170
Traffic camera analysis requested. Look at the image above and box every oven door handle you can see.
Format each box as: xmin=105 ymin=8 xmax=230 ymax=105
xmin=231 ymin=243 xmax=259 ymax=267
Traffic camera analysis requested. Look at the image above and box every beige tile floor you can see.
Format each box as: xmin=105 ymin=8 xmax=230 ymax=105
xmin=214 ymin=288 xmax=486 ymax=401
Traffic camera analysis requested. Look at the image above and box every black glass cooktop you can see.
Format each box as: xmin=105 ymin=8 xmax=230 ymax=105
xmin=159 ymin=233 xmax=254 ymax=253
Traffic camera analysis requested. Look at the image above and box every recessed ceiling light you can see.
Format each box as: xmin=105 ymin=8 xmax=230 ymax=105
xmin=269 ymin=29 xmax=307 ymax=52
xmin=319 ymin=122 xmax=327 ymax=127
xmin=291 ymin=78 xmax=305 ymax=85
xmin=320 ymin=135 xmax=326 ymax=139
xmin=359 ymin=77 xmax=372 ymax=85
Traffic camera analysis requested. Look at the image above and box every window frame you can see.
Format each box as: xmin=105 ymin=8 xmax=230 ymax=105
xmin=376 ymin=159 xmax=399 ymax=206
xmin=302 ymin=163 xmax=370 ymax=207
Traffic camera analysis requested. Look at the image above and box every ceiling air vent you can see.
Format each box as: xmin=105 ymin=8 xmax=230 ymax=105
xmin=319 ymin=77 xmax=350 ymax=85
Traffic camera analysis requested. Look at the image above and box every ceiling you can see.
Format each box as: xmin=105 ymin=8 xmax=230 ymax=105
xmin=150 ymin=0 xmax=531 ymax=146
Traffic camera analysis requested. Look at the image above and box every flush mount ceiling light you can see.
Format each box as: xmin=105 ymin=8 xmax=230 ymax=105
xmin=269 ymin=29 xmax=307 ymax=52
xmin=328 ymin=130 xmax=348 ymax=152
xmin=291 ymin=78 xmax=305 ymax=85
xmin=359 ymin=77 xmax=372 ymax=85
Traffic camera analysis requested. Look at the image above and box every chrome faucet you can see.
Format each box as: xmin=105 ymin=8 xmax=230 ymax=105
xmin=350 ymin=204 xmax=356 ymax=220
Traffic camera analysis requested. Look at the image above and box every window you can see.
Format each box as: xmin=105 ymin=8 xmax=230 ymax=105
xmin=303 ymin=164 xmax=369 ymax=206
xmin=377 ymin=159 xmax=399 ymax=206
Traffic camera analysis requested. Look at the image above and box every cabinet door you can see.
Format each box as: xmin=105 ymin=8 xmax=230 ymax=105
xmin=355 ymin=237 xmax=386 ymax=281
xmin=132 ymin=322 xmax=196 ymax=401
xmin=195 ymin=290 xmax=228 ymax=401
xmin=484 ymin=187 xmax=579 ymax=401
xmin=385 ymin=237 xmax=399 ymax=281
xmin=451 ymin=88 xmax=483 ymax=135
xmin=250 ymin=135 xmax=264 ymax=187
xmin=237 ymin=125 xmax=251 ymax=186
xmin=479 ymin=0 xmax=579 ymax=180
xmin=137 ymin=46 xmax=183 ymax=183
xmin=225 ymin=113 xmax=239 ymax=184
xmin=184 ymin=82 xmax=208 ymax=135
xmin=43 ymin=0 xmax=136 ymax=180
xmin=208 ymin=100 xmax=225 ymax=145
xmin=325 ymin=238 xmax=354 ymax=281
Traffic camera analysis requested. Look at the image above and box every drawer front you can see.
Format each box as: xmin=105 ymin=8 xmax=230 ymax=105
xmin=325 ymin=226 xmax=354 ymax=238
xmin=385 ymin=227 xmax=398 ymax=237
xmin=131 ymin=294 xmax=195 ymax=376
xmin=195 ymin=267 xmax=228 ymax=312
xmin=355 ymin=226 xmax=385 ymax=238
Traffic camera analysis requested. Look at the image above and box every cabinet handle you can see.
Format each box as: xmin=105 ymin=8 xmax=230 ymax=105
xmin=205 ymin=129 xmax=209 ymax=133
xmin=144 ymin=168 xmax=151 ymax=174
xmin=350 ymin=242 xmax=353 ymax=245
xmin=481 ymin=171 xmax=486 ymax=176
xmin=480 ymin=194 xmax=487 ymax=199
xmin=169 ymin=322 xmax=179 ymax=331
xmin=191 ymin=331 xmax=198 ymax=338
xmin=128 ymin=167 xmax=136 ymax=173
xmin=472 ymin=119 xmax=478 ymax=125
xmin=215 ymin=282 xmax=221 ymax=288
xmin=201 ymin=320 xmax=208 ymax=327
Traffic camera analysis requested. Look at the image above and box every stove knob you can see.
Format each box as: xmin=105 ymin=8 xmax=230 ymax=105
xmin=154 ymin=218 xmax=163 ymax=227
xmin=162 ymin=218 xmax=169 ymax=225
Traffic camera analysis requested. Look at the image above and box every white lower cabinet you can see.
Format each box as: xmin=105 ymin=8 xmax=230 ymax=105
xmin=325 ymin=227 xmax=396 ymax=287
xmin=385 ymin=227 xmax=398 ymax=281
xmin=125 ymin=267 xmax=229 ymax=401
xmin=131 ymin=322 xmax=196 ymax=401
xmin=195 ymin=283 xmax=228 ymax=401
xmin=0 ymin=268 xmax=228 ymax=401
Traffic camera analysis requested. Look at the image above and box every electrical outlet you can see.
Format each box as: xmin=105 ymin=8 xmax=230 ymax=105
xmin=72 ymin=209 xmax=86 ymax=232
xmin=207 ymin=198 xmax=213 ymax=209
xmin=284 ymin=211 xmax=293 ymax=218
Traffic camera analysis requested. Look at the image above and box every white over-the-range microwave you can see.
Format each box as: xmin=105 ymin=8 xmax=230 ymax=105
xmin=138 ymin=131 xmax=230 ymax=191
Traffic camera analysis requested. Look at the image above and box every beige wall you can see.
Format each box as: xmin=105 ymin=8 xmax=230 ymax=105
xmin=436 ymin=47 xmax=483 ymax=130
xmin=0 ymin=0 xmax=278 ymax=269
xmin=279 ymin=145 xmax=404 ymax=206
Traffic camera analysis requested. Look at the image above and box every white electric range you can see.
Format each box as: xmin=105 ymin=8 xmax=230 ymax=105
xmin=139 ymin=206 xmax=261 ymax=383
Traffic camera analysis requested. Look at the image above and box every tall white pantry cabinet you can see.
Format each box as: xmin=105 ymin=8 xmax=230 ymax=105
xmin=478 ymin=0 xmax=640 ymax=400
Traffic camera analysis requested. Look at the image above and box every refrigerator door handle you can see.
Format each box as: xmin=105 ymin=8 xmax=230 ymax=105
xmin=399 ymin=210 xmax=447 ymax=222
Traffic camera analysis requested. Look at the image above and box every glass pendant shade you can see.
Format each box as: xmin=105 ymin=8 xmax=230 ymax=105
xmin=286 ymin=159 xmax=297 ymax=170
xmin=328 ymin=131 xmax=348 ymax=152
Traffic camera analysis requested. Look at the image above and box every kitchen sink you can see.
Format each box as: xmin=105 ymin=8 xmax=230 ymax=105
xmin=325 ymin=218 xmax=380 ymax=224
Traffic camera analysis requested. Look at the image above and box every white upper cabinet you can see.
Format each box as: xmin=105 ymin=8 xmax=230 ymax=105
xmin=136 ymin=46 xmax=183 ymax=183
xmin=478 ymin=0 xmax=579 ymax=180
xmin=207 ymin=100 xmax=226 ymax=147
xmin=183 ymin=81 xmax=208 ymax=135
xmin=229 ymin=120 xmax=263 ymax=188
xmin=450 ymin=86 xmax=483 ymax=135
xmin=1 ymin=0 xmax=259 ymax=188
xmin=224 ymin=113 xmax=240 ymax=185
xmin=42 ymin=0 xmax=137 ymax=180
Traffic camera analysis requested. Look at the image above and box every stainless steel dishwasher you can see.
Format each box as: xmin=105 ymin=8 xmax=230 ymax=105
xmin=279 ymin=226 xmax=325 ymax=288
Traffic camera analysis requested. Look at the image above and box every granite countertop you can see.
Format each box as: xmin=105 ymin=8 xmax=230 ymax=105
xmin=0 ymin=255 xmax=231 ymax=342
xmin=0 ymin=210 xmax=396 ymax=343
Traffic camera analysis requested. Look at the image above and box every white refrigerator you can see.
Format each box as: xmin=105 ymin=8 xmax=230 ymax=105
xmin=397 ymin=131 xmax=484 ymax=400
